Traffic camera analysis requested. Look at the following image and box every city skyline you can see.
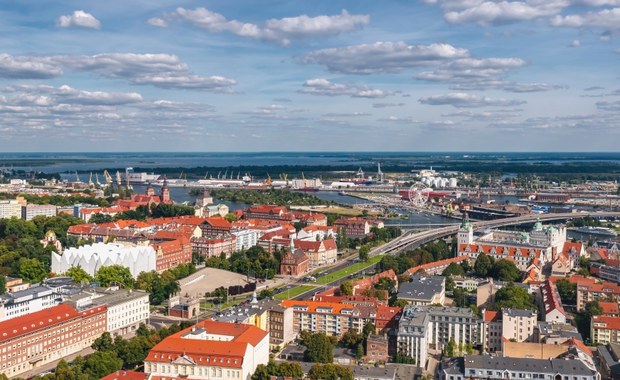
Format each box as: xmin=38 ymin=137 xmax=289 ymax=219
xmin=1 ymin=1 xmax=619 ymax=152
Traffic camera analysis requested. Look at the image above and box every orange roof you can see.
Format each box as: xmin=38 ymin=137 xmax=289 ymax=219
xmin=281 ymin=299 xmax=360 ymax=315
xmin=563 ymin=242 xmax=583 ymax=255
xmin=600 ymin=301 xmax=619 ymax=315
xmin=203 ymin=217 xmax=233 ymax=229
xmin=146 ymin=320 xmax=267 ymax=368
xmin=0 ymin=304 xmax=105 ymax=342
xmin=405 ymin=256 xmax=467 ymax=276
xmin=484 ymin=310 xmax=500 ymax=322
xmin=562 ymin=338 xmax=592 ymax=356
xmin=592 ymin=315 xmax=620 ymax=330
xmin=100 ymin=371 xmax=147 ymax=380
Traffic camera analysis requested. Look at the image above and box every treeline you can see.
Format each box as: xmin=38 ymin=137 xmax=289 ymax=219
xmin=198 ymin=188 xmax=333 ymax=206
xmin=88 ymin=203 xmax=195 ymax=223
xmin=205 ymin=245 xmax=283 ymax=280
xmin=378 ymin=239 xmax=452 ymax=275
xmin=0 ymin=193 xmax=112 ymax=207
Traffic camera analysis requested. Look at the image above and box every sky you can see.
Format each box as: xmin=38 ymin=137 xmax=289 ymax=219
xmin=0 ymin=0 xmax=619 ymax=152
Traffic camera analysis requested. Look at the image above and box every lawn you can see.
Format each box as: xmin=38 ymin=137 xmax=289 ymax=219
xmin=315 ymin=255 xmax=383 ymax=285
xmin=274 ymin=285 xmax=317 ymax=300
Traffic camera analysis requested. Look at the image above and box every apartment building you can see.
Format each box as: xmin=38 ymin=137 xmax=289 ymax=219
xmin=592 ymin=315 xmax=620 ymax=344
xmin=481 ymin=308 xmax=537 ymax=353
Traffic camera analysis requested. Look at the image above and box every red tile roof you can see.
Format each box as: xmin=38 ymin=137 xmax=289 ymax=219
xmin=484 ymin=310 xmax=500 ymax=322
xmin=100 ymin=371 xmax=147 ymax=380
xmin=600 ymin=301 xmax=619 ymax=315
xmin=405 ymin=256 xmax=467 ymax=276
xmin=592 ymin=315 xmax=620 ymax=330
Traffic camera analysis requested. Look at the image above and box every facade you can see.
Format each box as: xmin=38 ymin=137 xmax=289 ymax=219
xmin=576 ymin=279 xmax=620 ymax=311
xmin=22 ymin=204 xmax=57 ymax=220
xmin=231 ymin=229 xmax=259 ymax=251
xmin=592 ymin=315 xmax=620 ymax=344
xmin=397 ymin=275 xmax=445 ymax=306
xmin=481 ymin=309 xmax=537 ymax=353
xmin=364 ymin=334 xmax=389 ymax=363
xmin=540 ymin=280 xmax=567 ymax=324
xmin=294 ymin=238 xmax=338 ymax=267
xmin=0 ymin=199 xmax=22 ymax=219
xmin=405 ymin=256 xmax=468 ymax=277
xmin=279 ymin=248 xmax=310 ymax=276
xmin=192 ymin=234 xmax=237 ymax=258
xmin=397 ymin=306 xmax=479 ymax=368
xmin=0 ymin=285 xmax=61 ymax=322
xmin=0 ymin=304 xmax=107 ymax=378
xmin=439 ymin=355 xmax=599 ymax=380
xmin=52 ymin=242 xmax=157 ymax=279
xmin=144 ymin=320 xmax=270 ymax=380
xmin=152 ymin=237 xmax=193 ymax=272
xmin=334 ymin=217 xmax=371 ymax=238
xmin=65 ymin=287 xmax=150 ymax=336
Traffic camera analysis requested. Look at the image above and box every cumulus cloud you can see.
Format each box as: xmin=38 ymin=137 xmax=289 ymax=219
xmin=415 ymin=57 xmax=526 ymax=88
xmin=153 ymin=8 xmax=368 ymax=45
xmin=419 ymin=92 xmax=526 ymax=107
xmin=551 ymin=7 xmax=620 ymax=32
xmin=569 ymin=39 xmax=582 ymax=47
xmin=299 ymin=42 xmax=469 ymax=74
xmin=0 ymin=54 xmax=62 ymax=79
xmin=55 ymin=85 xmax=143 ymax=105
xmin=300 ymin=78 xmax=392 ymax=98
xmin=131 ymin=73 xmax=236 ymax=91
xmin=57 ymin=10 xmax=101 ymax=30
xmin=502 ymin=83 xmax=567 ymax=92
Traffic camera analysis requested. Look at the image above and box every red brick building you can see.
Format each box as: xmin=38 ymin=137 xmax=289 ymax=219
xmin=0 ymin=304 xmax=107 ymax=378
xmin=152 ymin=236 xmax=193 ymax=272
xmin=279 ymin=248 xmax=310 ymax=276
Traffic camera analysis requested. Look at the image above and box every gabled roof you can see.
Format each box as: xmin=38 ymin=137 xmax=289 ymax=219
xmin=100 ymin=371 xmax=147 ymax=380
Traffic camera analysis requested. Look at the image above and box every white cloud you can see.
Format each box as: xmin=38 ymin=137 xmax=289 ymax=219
xmin=131 ymin=73 xmax=237 ymax=91
xmin=57 ymin=10 xmax=101 ymax=30
xmin=373 ymin=102 xmax=405 ymax=108
xmin=551 ymin=7 xmax=620 ymax=31
xmin=502 ymin=83 xmax=567 ymax=92
xmin=300 ymin=42 xmax=469 ymax=74
xmin=596 ymin=100 xmax=620 ymax=110
xmin=570 ymin=39 xmax=582 ymax=47
xmin=419 ymin=92 xmax=526 ymax=107
xmin=55 ymin=85 xmax=143 ymax=105
xmin=0 ymin=54 xmax=62 ymax=79
xmin=300 ymin=78 xmax=391 ymax=98
xmin=156 ymin=8 xmax=368 ymax=45
xmin=444 ymin=1 xmax=566 ymax=25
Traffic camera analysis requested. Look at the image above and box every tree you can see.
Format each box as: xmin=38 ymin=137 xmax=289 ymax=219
xmin=494 ymin=284 xmax=535 ymax=310
xmin=18 ymin=257 xmax=48 ymax=283
xmin=446 ymin=337 xmax=456 ymax=357
xmin=555 ymin=279 xmax=577 ymax=305
xmin=0 ymin=275 xmax=5 ymax=295
xmin=308 ymin=364 xmax=353 ymax=380
xmin=92 ymin=332 xmax=114 ymax=351
xmin=82 ymin=350 xmax=123 ymax=378
xmin=65 ymin=266 xmax=93 ymax=284
xmin=375 ymin=277 xmax=396 ymax=292
xmin=474 ymin=254 xmax=493 ymax=277
xmin=442 ymin=262 xmax=464 ymax=277
xmin=359 ymin=245 xmax=370 ymax=262
xmin=585 ymin=301 xmax=603 ymax=317
xmin=393 ymin=353 xmax=416 ymax=364
xmin=94 ymin=265 xmax=135 ymax=288
xmin=278 ymin=362 xmax=304 ymax=378
xmin=362 ymin=321 xmax=376 ymax=338
xmin=89 ymin=213 xmax=114 ymax=224
xmin=252 ymin=364 xmax=270 ymax=380
xmin=491 ymin=259 xmax=521 ymax=282
xmin=301 ymin=331 xmax=334 ymax=363
xmin=339 ymin=330 xmax=363 ymax=349
xmin=340 ymin=281 xmax=353 ymax=296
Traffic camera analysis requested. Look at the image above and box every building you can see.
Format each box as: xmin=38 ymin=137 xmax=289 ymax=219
xmin=100 ymin=370 xmax=147 ymax=380
xmin=22 ymin=204 xmax=57 ymax=220
xmin=364 ymin=334 xmax=389 ymax=363
xmin=404 ymin=256 xmax=468 ymax=277
xmin=168 ymin=294 xmax=200 ymax=319
xmin=64 ymin=287 xmax=150 ymax=336
xmin=333 ymin=217 xmax=371 ymax=238
xmin=452 ymin=276 xmax=482 ymax=292
xmin=540 ymin=280 xmax=567 ymax=324
xmin=457 ymin=218 xmax=566 ymax=272
xmin=52 ymin=242 xmax=157 ymax=279
xmin=152 ymin=237 xmax=193 ymax=272
xmin=476 ymin=278 xmax=533 ymax=308
xmin=279 ymin=247 xmax=310 ymax=276
xmin=231 ymin=228 xmax=259 ymax=251
xmin=0 ymin=304 xmax=107 ymax=378
xmin=597 ymin=342 xmax=620 ymax=380
xmin=397 ymin=306 xmax=479 ymax=369
xmin=481 ymin=308 xmax=537 ymax=353
xmin=294 ymin=238 xmax=337 ymax=268
xmin=397 ymin=275 xmax=445 ymax=306
xmin=439 ymin=355 xmax=599 ymax=380
xmin=192 ymin=234 xmax=237 ymax=258
xmin=592 ymin=315 xmax=620 ymax=344
xmin=576 ymin=279 xmax=620 ymax=311
xmin=0 ymin=285 xmax=61 ymax=322
xmin=144 ymin=320 xmax=270 ymax=380
xmin=0 ymin=199 xmax=23 ymax=219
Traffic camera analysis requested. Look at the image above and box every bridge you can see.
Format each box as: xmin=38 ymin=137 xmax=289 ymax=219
xmin=370 ymin=211 xmax=620 ymax=257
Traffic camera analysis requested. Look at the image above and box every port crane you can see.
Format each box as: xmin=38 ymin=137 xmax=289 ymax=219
xmin=103 ymin=170 xmax=113 ymax=186
xmin=88 ymin=173 xmax=94 ymax=188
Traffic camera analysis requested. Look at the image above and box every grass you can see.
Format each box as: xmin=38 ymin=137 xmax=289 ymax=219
xmin=315 ymin=255 xmax=383 ymax=285
xmin=274 ymin=285 xmax=317 ymax=300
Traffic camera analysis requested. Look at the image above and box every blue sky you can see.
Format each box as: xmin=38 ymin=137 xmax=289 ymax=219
xmin=0 ymin=0 xmax=619 ymax=152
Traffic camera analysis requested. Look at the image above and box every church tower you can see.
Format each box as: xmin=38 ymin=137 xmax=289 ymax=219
xmin=457 ymin=213 xmax=474 ymax=245
xmin=146 ymin=182 xmax=155 ymax=197
xmin=161 ymin=177 xmax=171 ymax=203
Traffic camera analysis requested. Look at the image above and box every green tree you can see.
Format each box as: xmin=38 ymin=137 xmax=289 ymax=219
xmin=585 ymin=301 xmax=603 ymax=317
xmin=18 ymin=257 xmax=48 ymax=283
xmin=83 ymin=350 xmax=123 ymax=378
xmin=252 ymin=364 xmax=270 ymax=380
xmin=362 ymin=321 xmax=376 ymax=338
xmin=442 ymin=262 xmax=464 ymax=277
xmin=491 ymin=259 xmax=521 ymax=282
xmin=308 ymin=364 xmax=353 ymax=380
xmin=493 ymin=284 xmax=535 ymax=310
xmin=393 ymin=353 xmax=416 ymax=364
xmin=340 ymin=281 xmax=353 ymax=296
xmin=474 ymin=254 xmax=493 ymax=277
xmin=301 ymin=331 xmax=334 ymax=363
xmin=92 ymin=332 xmax=114 ymax=351
xmin=94 ymin=265 xmax=135 ymax=288
xmin=555 ymin=279 xmax=577 ymax=305
xmin=89 ymin=213 xmax=114 ymax=224
xmin=0 ymin=275 xmax=5 ymax=295
xmin=64 ymin=266 xmax=93 ymax=284
xmin=278 ymin=362 xmax=304 ymax=378
xmin=446 ymin=337 xmax=456 ymax=357
xmin=359 ymin=245 xmax=370 ymax=262
xmin=339 ymin=330 xmax=363 ymax=349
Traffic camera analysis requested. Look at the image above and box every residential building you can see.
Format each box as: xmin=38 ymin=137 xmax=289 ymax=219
xmin=397 ymin=275 xmax=445 ymax=306
xmin=294 ymin=238 xmax=337 ymax=267
xmin=144 ymin=320 xmax=270 ymax=380
xmin=199 ymin=216 xmax=233 ymax=236
xmin=452 ymin=276 xmax=482 ymax=292
xmin=397 ymin=306 xmax=479 ymax=369
xmin=333 ymin=217 xmax=371 ymax=238
xmin=439 ymin=355 xmax=599 ymax=380
xmin=476 ymin=278 xmax=534 ymax=308
xmin=576 ymin=279 xmax=620 ymax=311
xmin=22 ymin=204 xmax=57 ymax=220
xmin=481 ymin=308 xmax=537 ymax=353
xmin=0 ymin=304 xmax=107 ymax=378
xmin=540 ymin=280 xmax=567 ymax=324
xmin=100 ymin=370 xmax=147 ymax=380
xmin=64 ymin=287 xmax=150 ymax=336
xmin=364 ymin=334 xmax=389 ymax=363
xmin=351 ymin=269 xmax=398 ymax=296
xmin=592 ymin=315 xmax=620 ymax=344
xmin=597 ymin=342 xmax=620 ymax=380
xmin=404 ymin=256 xmax=468 ymax=277
xmin=152 ymin=237 xmax=192 ymax=272
xmin=204 ymin=204 xmax=230 ymax=218
xmin=244 ymin=205 xmax=288 ymax=220
xmin=0 ymin=199 xmax=22 ymax=219
xmin=192 ymin=234 xmax=237 ymax=258
xmin=0 ymin=285 xmax=61 ymax=322
xmin=231 ymin=228 xmax=259 ymax=251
